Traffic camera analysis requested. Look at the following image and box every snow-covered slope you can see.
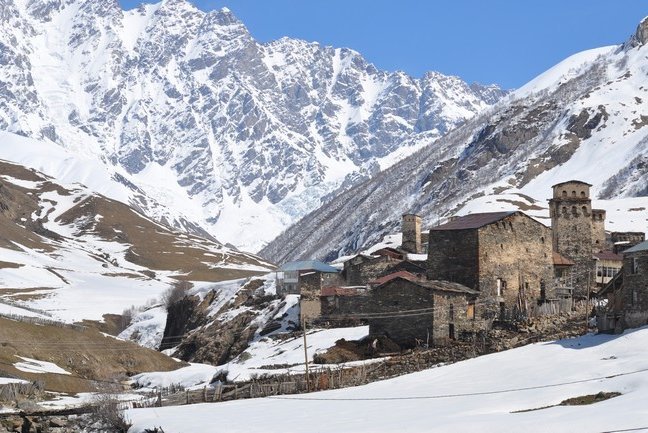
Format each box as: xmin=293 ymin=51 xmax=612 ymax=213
xmin=262 ymin=18 xmax=648 ymax=263
xmin=128 ymin=326 xmax=648 ymax=433
xmin=0 ymin=152 xmax=272 ymax=323
xmin=0 ymin=0 xmax=505 ymax=252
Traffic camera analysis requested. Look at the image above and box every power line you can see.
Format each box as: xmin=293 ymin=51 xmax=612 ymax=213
xmin=266 ymin=366 xmax=648 ymax=401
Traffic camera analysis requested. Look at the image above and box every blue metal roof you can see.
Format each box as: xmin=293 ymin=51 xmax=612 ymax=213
xmin=278 ymin=260 xmax=339 ymax=273
xmin=625 ymin=240 xmax=648 ymax=253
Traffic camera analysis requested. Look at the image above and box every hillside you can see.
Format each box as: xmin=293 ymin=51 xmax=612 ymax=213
xmin=128 ymin=326 xmax=648 ymax=433
xmin=261 ymin=18 xmax=648 ymax=263
xmin=0 ymin=152 xmax=272 ymax=323
xmin=0 ymin=0 xmax=505 ymax=252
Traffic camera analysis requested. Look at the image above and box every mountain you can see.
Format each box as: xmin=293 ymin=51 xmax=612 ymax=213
xmin=0 ymin=0 xmax=505 ymax=252
xmin=0 ymin=132 xmax=272 ymax=323
xmin=261 ymin=18 xmax=648 ymax=263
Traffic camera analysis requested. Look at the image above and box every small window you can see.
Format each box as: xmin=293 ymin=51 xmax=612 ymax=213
xmin=467 ymin=302 xmax=475 ymax=320
xmin=496 ymin=278 xmax=503 ymax=296
xmin=500 ymin=243 xmax=504 ymax=250
xmin=582 ymin=206 xmax=587 ymax=215
xmin=562 ymin=190 xmax=567 ymax=198
xmin=572 ymin=191 xmax=576 ymax=197
xmin=449 ymin=304 xmax=454 ymax=320
xmin=541 ymin=236 xmax=545 ymax=243
xmin=631 ymin=257 xmax=640 ymax=274
xmin=580 ymin=191 xmax=586 ymax=198
xmin=571 ymin=206 xmax=577 ymax=215
xmin=562 ymin=206 xmax=567 ymax=214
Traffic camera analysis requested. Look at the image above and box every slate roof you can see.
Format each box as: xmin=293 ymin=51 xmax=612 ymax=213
xmin=625 ymin=240 xmax=648 ymax=253
xmin=430 ymin=211 xmax=516 ymax=231
xmin=551 ymin=180 xmax=593 ymax=188
xmin=278 ymin=260 xmax=339 ymax=273
xmin=376 ymin=276 xmax=479 ymax=295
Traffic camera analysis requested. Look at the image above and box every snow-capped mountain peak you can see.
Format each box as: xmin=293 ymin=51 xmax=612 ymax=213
xmin=0 ymin=0 xmax=506 ymax=252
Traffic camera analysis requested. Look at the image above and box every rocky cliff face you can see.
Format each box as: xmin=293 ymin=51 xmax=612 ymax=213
xmin=261 ymin=18 xmax=648 ymax=263
xmin=0 ymin=0 xmax=505 ymax=252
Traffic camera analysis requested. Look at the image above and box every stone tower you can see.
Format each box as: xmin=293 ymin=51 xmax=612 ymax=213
xmin=402 ymin=214 xmax=422 ymax=254
xmin=591 ymin=209 xmax=607 ymax=252
xmin=549 ymin=180 xmax=595 ymax=296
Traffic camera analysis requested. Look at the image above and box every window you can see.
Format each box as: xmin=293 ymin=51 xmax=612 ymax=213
xmin=562 ymin=206 xmax=567 ymax=214
xmin=582 ymin=206 xmax=587 ymax=215
xmin=631 ymin=257 xmax=640 ymax=274
xmin=572 ymin=191 xmax=576 ymax=197
xmin=449 ymin=304 xmax=454 ymax=320
xmin=562 ymin=190 xmax=567 ymax=198
xmin=496 ymin=278 xmax=505 ymax=296
xmin=571 ymin=206 xmax=577 ymax=215
xmin=467 ymin=302 xmax=475 ymax=320
xmin=581 ymin=191 xmax=586 ymax=198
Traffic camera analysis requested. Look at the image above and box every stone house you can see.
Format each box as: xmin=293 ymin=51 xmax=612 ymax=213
xmin=368 ymin=276 xmax=480 ymax=347
xmin=276 ymin=260 xmax=341 ymax=296
xmin=597 ymin=240 xmax=648 ymax=333
xmin=319 ymin=286 xmax=369 ymax=321
xmin=611 ymin=232 xmax=646 ymax=254
xmin=341 ymin=248 xmax=425 ymax=284
xmin=427 ymin=211 xmax=555 ymax=320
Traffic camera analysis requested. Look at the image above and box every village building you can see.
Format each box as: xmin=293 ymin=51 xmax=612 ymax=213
xmin=426 ymin=211 xmax=555 ymax=320
xmin=275 ymin=260 xmax=343 ymax=322
xmin=368 ymin=276 xmax=480 ymax=347
xmin=319 ymin=286 xmax=369 ymax=323
xmin=611 ymin=232 xmax=646 ymax=254
xmin=594 ymin=251 xmax=623 ymax=288
xmin=548 ymin=180 xmax=603 ymax=296
xmin=597 ymin=240 xmax=648 ymax=333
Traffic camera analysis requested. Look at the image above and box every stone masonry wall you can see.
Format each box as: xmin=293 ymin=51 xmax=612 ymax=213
xmin=477 ymin=213 xmax=555 ymax=319
xmin=622 ymin=250 xmax=648 ymax=329
xmin=427 ymin=229 xmax=479 ymax=290
xmin=592 ymin=210 xmax=606 ymax=253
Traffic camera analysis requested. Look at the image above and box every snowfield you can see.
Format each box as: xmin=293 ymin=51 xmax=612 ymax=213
xmin=129 ymin=326 xmax=648 ymax=433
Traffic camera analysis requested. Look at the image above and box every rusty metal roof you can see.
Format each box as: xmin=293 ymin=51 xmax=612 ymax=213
xmin=553 ymin=251 xmax=575 ymax=266
xmin=594 ymin=251 xmax=623 ymax=261
xmin=430 ymin=211 xmax=516 ymax=231
xmin=370 ymin=271 xmax=421 ymax=286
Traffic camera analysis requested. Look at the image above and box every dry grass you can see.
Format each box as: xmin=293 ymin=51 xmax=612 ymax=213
xmin=0 ymin=317 xmax=184 ymax=394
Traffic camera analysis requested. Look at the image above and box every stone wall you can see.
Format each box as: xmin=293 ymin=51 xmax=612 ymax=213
xmin=612 ymin=232 xmax=646 ymax=254
xmin=591 ymin=209 xmax=606 ymax=252
xmin=621 ymin=250 xmax=648 ymax=329
xmin=427 ymin=229 xmax=479 ymax=290
xmin=477 ymin=214 xmax=555 ymax=318
xmin=299 ymin=272 xmax=322 ymax=321
xmin=368 ymin=278 xmax=477 ymax=347
xmin=344 ymin=255 xmax=400 ymax=285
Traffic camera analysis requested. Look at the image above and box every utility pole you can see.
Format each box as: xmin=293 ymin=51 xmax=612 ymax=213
xmin=302 ymin=316 xmax=311 ymax=392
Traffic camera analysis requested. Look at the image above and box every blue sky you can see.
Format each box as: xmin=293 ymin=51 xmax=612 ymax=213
xmin=118 ymin=0 xmax=647 ymax=89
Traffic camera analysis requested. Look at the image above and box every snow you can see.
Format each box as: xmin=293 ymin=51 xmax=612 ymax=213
xmin=0 ymin=378 xmax=27 ymax=385
xmin=129 ymin=326 xmax=648 ymax=433
xmin=513 ymin=46 xmax=615 ymax=99
xmin=133 ymin=325 xmax=370 ymax=388
xmin=13 ymin=356 xmax=71 ymax=375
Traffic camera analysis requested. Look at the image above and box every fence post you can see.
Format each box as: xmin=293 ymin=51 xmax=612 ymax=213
xmin=185 ymin=390 xmax=189 ymax=405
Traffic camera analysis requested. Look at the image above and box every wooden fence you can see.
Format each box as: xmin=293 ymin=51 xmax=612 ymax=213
xmin=0 ymin=312 xmax=86 ymax=331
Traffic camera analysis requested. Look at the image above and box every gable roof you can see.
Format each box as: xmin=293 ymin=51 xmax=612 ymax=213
xmin=278 ymin=260 xmax=339 ymax=273
xmin=430 ymin=211 xmax=516 ymax=231
xmin=553 ymin=251 xmax=575 ymax=266
xmin=625 ymin=240 xmax=648 ymax=253
xmin=375 ymin=276 xmax=478 ymax=295
xmin=370 ymin=271 xmax=421 ymax=286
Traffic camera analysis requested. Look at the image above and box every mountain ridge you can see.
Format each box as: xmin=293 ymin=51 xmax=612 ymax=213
xmin=0 ymin=0 xmax=505 ymax=252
